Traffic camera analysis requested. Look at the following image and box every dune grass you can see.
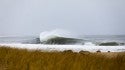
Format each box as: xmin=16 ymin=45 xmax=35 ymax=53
xmin=0 ymin=46 xmax=125 ymax=70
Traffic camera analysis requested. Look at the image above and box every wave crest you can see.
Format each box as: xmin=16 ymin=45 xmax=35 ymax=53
xmin=39 ymin=29 xmax=83 ymax=44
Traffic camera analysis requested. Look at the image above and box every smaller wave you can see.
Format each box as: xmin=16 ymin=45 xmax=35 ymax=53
xmin=97 ymin=42 xmax=125 ymax=46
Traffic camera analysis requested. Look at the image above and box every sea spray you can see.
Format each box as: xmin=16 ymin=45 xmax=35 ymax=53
xmin=39 ymin=29 xmax=83 ymax=44
xmin=40 ymin=29 xmax=77 ymax=42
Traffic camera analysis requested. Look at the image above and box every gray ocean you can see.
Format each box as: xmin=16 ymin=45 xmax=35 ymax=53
xmin=0 ymin=35 xmax=125 ymax=46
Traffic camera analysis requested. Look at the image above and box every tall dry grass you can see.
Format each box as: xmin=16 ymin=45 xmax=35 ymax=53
xmin=0 ymin=46 xmax=125 ymax=70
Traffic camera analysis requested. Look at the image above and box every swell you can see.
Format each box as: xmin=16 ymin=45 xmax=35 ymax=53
xmin=97 ymin=42 xmax=125 ymax=46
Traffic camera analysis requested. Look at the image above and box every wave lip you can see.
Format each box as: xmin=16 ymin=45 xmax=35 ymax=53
xmin=39 ymin=29 xmax=74 ymax=42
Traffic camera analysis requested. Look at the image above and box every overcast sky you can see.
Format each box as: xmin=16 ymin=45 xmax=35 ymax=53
xmin=0 ymin=0 xmax=125 ymax=36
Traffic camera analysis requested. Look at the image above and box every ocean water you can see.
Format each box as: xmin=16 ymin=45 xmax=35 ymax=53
xmin=0 ymin=35 xmax=125 ymax=52
xmin=0 ymin=36 xmax=39 ymax=44
xmin=82 ymin=35 xmax=125 ymax=45
xmin=83 ymin=35 xmax=125 ymax=42
xmin=0 ymin=35 xmax=125 ymax=45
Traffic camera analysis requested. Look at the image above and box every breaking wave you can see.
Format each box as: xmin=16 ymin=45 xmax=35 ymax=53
xmin=39 ymin=30 xmax=125 ymax=45
xmin=39 ymin=29 xmax=83 ymax=44
xmin=41 ymin=36 xmax=83 ymax=45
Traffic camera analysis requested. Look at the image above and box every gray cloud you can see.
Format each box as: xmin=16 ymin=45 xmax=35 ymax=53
xmin=0 ymin=0 xmax=125 ymax=36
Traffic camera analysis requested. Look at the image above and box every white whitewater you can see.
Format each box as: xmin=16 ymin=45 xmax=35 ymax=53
xmin=0 ymin=44 xmax=125 ymax=52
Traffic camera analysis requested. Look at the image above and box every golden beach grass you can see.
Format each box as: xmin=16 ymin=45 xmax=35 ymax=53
xmin=0 ymin=46 xmax=125 ymax=70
